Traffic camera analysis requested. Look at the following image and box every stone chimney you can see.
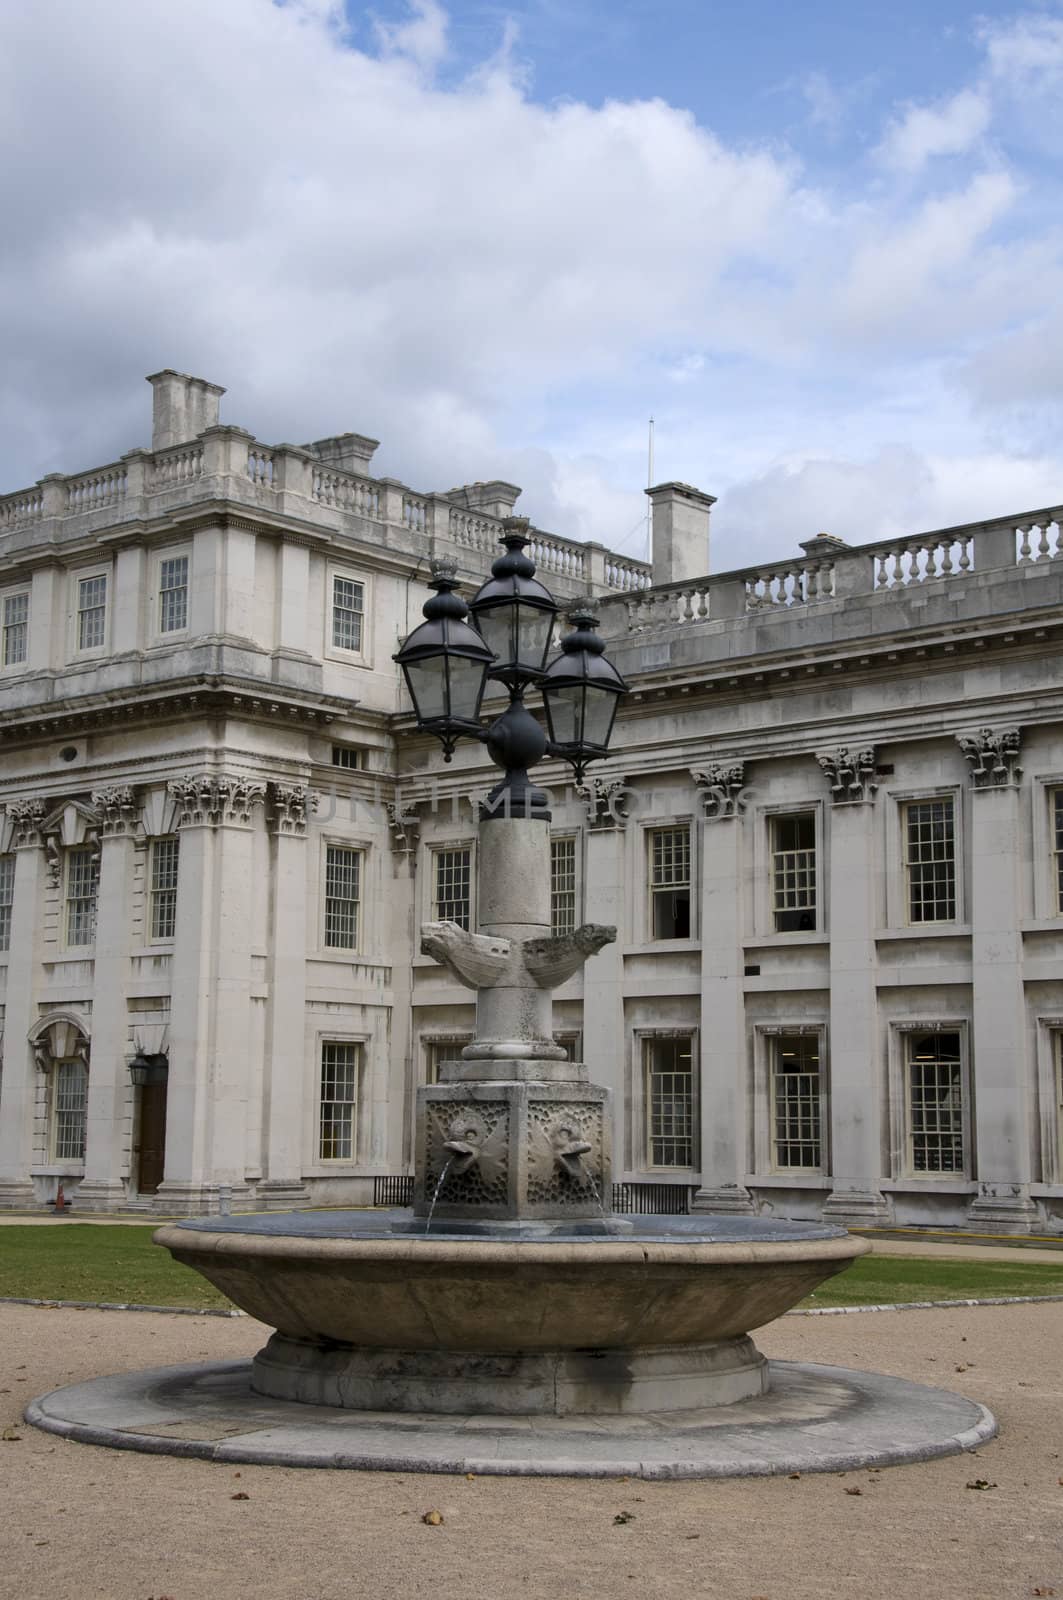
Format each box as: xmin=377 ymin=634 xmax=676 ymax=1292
xmin=444 ymin=481 xmax=523 ymax=519
xmin=308 ymin=433 xmax=380 ymax=475
xmin=147 ymin=370 xmax=226 ymax=451
xmin=646 ymin=481 xmax=716 ymax=586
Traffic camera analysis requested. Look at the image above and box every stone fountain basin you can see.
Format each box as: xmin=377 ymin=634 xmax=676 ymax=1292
xmin=156 ymin=1213 xmax=867 ymax=1415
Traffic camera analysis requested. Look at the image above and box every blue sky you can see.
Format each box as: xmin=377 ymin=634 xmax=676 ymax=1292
xmin=2 ymin=0 xmax=1063 ymax=568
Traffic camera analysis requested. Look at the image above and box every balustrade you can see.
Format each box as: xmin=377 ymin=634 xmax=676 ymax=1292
xmin=151 ymin=444 xmax=203 ymax=487
xmin=872 ymin=535 xmax=972 ymax=588
xmin=745 ymin=558 xmax=836 ymax=610
xmin=1015 ymin=519 xmax=1063 ymax=562
xmin=65 ymin=465 xmax=127 ymax=514
xmin=0 ymin=487 xmax=44 ymax=531
xmin=448 ymin=508 xmax=498 ymax=554
xmin=527 ymin=532 xmax=587 ymax=582
xmin=311 ymin=465 xmax=381 ymax=517
xmin=246 ymin=447 xmax=274 ymax=486
xmin=402 ymin=493 xmax=428 ymax=533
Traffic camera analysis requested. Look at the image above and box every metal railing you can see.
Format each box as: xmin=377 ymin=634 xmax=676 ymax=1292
xmin=370 ymin=1175 xmax=694 ymax=1213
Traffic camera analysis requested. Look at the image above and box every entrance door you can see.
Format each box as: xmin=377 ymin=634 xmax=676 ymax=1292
xmin=136 ymin=1081 xmax=167 ymax=1194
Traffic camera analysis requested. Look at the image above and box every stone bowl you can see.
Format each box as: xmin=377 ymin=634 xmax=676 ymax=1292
xmin=155 ymin=1213 xmax=868 ymax=1416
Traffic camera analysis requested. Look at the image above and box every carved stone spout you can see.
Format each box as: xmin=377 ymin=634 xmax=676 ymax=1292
xmin=551 ymin=1119 xmax=594 ymax=1182
xmin=421 ymin=920 xmax=616 ymax=992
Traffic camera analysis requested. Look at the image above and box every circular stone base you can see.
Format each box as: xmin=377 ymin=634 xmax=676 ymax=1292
xmin=25 ymin=1360 xmax=996 ymax=1479
xmin=251 ymin=1333 xmax=768 ymax=1414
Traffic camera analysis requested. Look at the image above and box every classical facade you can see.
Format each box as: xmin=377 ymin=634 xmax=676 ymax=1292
xmin=1 ymin=369 xmax=1062 ymax=1232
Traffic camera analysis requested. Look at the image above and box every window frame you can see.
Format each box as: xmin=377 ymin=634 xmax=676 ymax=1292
xmin=887 ymin=1021 xmax=971 ymax=1181
xmin=0 ymin=585 xmax=30 ymax=671
xmin=550 ymin=833 xmax=580 ymax=936
xmin=430 ymin=843 xmax=474 ymax=931
xmin=147 ymin=836 xmax=180 ymax=944
xmin=634 ymin=1028 xmax=699 ymax=1173
xmin=324 ymin=564 xmax=371 ymax=667
xmin=770 ymin=810 xmax=819 ymax=934
xmin=884 ymin=786 xmax=964 ymax=929
xmin=0 ymin=852 xmax=14 ymax=953
xmin=902 ymin=796 xmax=958 ymax=926
xmin=752 ymin=800 xmax=826 ymax=940
xmin=767 ymin=1028 xmax=827 ymax=1174
xmin=70 ymin=565 xmax=111 ymax=659
xmin=645 ymin=822 xmax=694 ymax=942
xmin=421 ymin=1033 xmax=474 ymax=1086
xmin=64 ymin=845 xmax=99 ymax=950
xmin=51 ymin=1057 xmax=89 ymax=1164
xmin=153 ymin=547 xmax=191 ymax=639
xmin=321 ymin=839 xmax=365 ymax=952
xmin=316 ymin=1037 xmax=365 ymax=1163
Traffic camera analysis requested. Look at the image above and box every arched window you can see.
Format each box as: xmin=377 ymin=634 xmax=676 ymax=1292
xmin=29 ymin=1012 xmax=91 ymax=1168
xmin=53 ymin=1059 xmax=88 ymax=1161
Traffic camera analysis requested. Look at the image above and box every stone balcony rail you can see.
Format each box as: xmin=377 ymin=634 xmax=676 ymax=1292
xmin=0 ymin=431 xmax=651 ymax=598
xmin=596 ymin=504 xmax=1063 ymax=635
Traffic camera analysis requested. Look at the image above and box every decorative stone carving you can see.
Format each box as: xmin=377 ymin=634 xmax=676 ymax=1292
xmin=423 ymin=1101 xmax=511 ymax=1208
xmin=816 ymin=747 xmax=877 ymax=804
xmin=421 ymin=920 xmax=616 ymax=992
xmin=6 ymin=797 xmax=46 ymax=848
xmin=38 ymin=799 xmax=101 ymax=886
xmin=168 ymin=775 xmax=266 ymax=828
xmin=957 ymin=726 xmax=1022 ymax=789
xmin=576 ymin=775 xmax=630 ymax=829
xmin=691 ymin=762 xmax=750 ymax=819
xmin=267 ymin=782 xmax=318 ymax=837
xmin=91 ymin=785 xmax=139 ymax=837
xmin=385 ymin=798 xmax=421 ymax=853
xmin=29 ymin=1010 xmax=90 ymax=1071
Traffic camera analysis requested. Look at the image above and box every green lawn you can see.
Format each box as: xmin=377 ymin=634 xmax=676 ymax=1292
xmin=0 ymin=1225 xmax=230 ymax=1310
xmin=1 ymin=1226 xmax=1063 ymax=1313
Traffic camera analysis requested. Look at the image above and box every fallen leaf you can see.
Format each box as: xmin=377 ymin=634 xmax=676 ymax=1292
xmin=844 ymin=1486 xmax=862 ymax=1496
xmin=788 ymin=1472 xmax=801 ymax=1480
xmin=966 ymin=1480 xmax=997 ymax=1491
xmin=955 ymin=1365 xmax=968 ymax=1373
xmin=231 ymin=1491 xmax=250 ymax=1501
xmin=2 ymin=1427 xmax=22 ymax=1442
xmin=1033 ymin=1587 xmax=1056 ymax=1596
xmin=422 ymin=1510 xmax=444 ymax=1526
xmin=685 ymin=1534 xmax=700 ymax=1540
xmin=613 ymin=1511 xmax=636 ymax=1525
xmin=465 ymin=1472 xmax=475 ymax=1481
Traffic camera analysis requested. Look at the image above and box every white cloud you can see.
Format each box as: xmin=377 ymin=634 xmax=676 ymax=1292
xmin=0 ymin=1 xmax=1062 ymax=571
xmin=875 ymin=87 xmax=990 ymax=173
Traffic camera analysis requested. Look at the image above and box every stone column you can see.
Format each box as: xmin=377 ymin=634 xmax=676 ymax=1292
xmin=258 ymin=783 xmax=315 ymax=1208
xmin=156 ymin=776 xmax=264 ymax=1214
xmin=692 ymin=765 xmax=756 ymax=1213
xmin=818 ymin=748 xmax=892 ymax=1226
xmin=959 ymin=729 xmax=1037 ymax=1231
xmin=0 ymin=802 xmax=47 ymax=1206
xmin=385 ymin=799 xmax=420 ymax=1166
xmin=76 ymin=789 xmax=139 ymax=1210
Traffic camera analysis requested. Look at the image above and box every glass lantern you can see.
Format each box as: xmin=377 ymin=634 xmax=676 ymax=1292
xmin=468 ymin=519 xmax=558 ymax=688
xmin=394 ymin=563 xmax=497 ymax=759
xmin=541 ymin=609 xmax=627 ymax=782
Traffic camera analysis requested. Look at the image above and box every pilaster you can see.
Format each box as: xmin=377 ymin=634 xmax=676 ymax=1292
xmin=0 ymin=811 xmax=48 ymax=1206
xmin=258 ymin=783 xmax=316 ymax=1207
xmin=156 ymin=775 xmax=264 ymax=1214
xmin=693 ymin=770 xmax=756 ymax=1215
xmin=960 ymin=728 xmax=1037 ymax=1231
xmin=818 ymin=749 xmax=892 ymax=1227
xmin=580 ymin=823 xmax=626 ymax=1158
xmin=76 ymin=788 xmax=139 ymax=1210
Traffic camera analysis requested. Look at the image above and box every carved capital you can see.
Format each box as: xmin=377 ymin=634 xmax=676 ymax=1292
xmin=575 ymin=775 xmax=631 ymax=830
xmin=6 ymin=797 xmax=47 ymax=848
xmin=816 ymin=746 xmax=878 ymax=805
xmin=168 ymin=775 xmax=266 ymax=828
xmin=91 ymin=785 xmax=139 ymax=837
xmin=691 ymin=762 xmax=750 ymax=820
xmin=385 ymin=797 xmax=421 ymax=854
xmin=267 ymin=782 xmax=318 ymax=837
xmin=957 ymin=726 xmax=1022 ymax=789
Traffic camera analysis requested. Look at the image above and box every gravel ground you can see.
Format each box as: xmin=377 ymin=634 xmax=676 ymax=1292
xmin=1 ymin=1299 xmax=1061 ymax=1600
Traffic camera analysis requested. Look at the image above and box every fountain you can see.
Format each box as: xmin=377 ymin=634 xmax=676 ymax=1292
xmin=26 ymin=532 xmax=997 ymax=1476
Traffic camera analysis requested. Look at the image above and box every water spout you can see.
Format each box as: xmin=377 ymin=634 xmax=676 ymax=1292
xmin=425 ymin=1157 xmax=453 ymax=1236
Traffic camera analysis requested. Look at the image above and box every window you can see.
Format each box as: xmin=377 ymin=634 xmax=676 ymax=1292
xmin=424 ymin=1037 xmax=472 ymax=1084
xmin=331 ymin=575 xmax=364 ymax=654
xmin=649 ymin=826 xmax=691 ymax=939
xmin=555 ymin=1032 xmax=582 ymax=1063
xmin=644 ymin=1035 xmax=696 ymax=1167
xmin=772 ymin=813 xmax=817 ymax=932
xmin=53 ymin=1059 xmax=88 ymax=1161
xmin=318 ymin=1041 xmax=361 ymax=1160
xmin=158 ymin=554 xmax=189 ymax=633
xmin=149 ymin=838 xmax=179 ymax=941
xmin=770 ymin=1034 xmax=823 ymax=1171
xmin=551 ymin=836 xmax=577 ymax=935
xmin=76 ymin=574 xmax=107 ymax=651
xmin=433 ymin=847 xmax=471 ymax=930
xmin=324 ymin=844 xmax=361 ymax=949
xmin=1053 ymin=791 xmax=1063 ymax=915
xmin=65 ymin=847 xmax=99 ymax=947
xmin=0 ymin=854 xmax=13 ymax=952
xmin=2 ymin=591 xmax=28 ymax=666
xmin=331 ymin=745 xmax=363 ymax=770
xmin=904 ymin=798 xmax=956 ymax=923
xmin=905 ymin=1031 xmax=964 ymax=1174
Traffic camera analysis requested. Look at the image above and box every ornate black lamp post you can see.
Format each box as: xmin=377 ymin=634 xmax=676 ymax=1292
xmin=395 ymin=517 xmax=627 ymax=810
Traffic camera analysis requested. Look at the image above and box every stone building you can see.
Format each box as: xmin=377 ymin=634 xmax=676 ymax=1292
xmin=1 ymin=369 xmax=1061 ymax=1233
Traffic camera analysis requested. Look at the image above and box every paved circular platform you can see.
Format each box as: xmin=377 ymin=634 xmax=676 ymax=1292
xmin=25 ymin=1359 xmax=996 ymax=1479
